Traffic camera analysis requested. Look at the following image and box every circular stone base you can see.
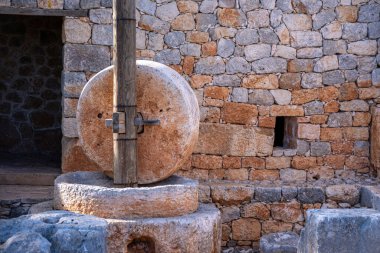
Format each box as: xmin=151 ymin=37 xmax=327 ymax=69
xmin=54 ymin=172 xmax=199 ymax=218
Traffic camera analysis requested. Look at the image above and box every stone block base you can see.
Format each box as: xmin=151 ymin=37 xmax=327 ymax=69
xmin=107 ymin=204 xmax=221 ymax=253
xmin=298 ymin=209 xmax=380 ymax=253
xmin=54 ymin=172 xmax=199 ymax=218
xmin=0 ymin=204 xmax=221 ymax=253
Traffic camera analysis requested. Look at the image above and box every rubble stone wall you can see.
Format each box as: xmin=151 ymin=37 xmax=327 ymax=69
xmin=2 ymin=0 xmax=379 ymax=251
xmin=53 ymin=0 xmax=380 ymax=182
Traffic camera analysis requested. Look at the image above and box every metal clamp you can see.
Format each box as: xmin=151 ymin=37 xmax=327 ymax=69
xmin=105 ymin=112 xmax=160 ymax=134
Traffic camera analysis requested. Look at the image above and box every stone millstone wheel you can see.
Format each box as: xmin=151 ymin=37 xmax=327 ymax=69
xmin=77 ymin=60 xmax=199 ymax=184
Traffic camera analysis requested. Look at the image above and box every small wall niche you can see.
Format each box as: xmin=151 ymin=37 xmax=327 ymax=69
xmin=274 ymin=117 xmax=297 ymax=149
xmin=127 ymin=236 xmax=156 ymax=253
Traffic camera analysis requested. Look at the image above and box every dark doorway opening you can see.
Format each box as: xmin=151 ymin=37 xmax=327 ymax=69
xmin=0 ymin=15 xmax=63 ymax=183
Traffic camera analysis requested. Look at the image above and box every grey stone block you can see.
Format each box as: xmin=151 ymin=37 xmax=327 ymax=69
xmin=213 ymin=75 xmax=241 ymax=87
xmin=251 ymin=57 xmax=287 ymax=74
xmin=63 ymin=44 xmax=110 ymax=72
xmin=236 ymin=29 xmax=259 ymax=46
xmin=0 ymin=211 xmax=107 ymax=253
xmin=218 ymin=38 xmax=235 ymax=58
xmin=298 ymin=187 xmax=325 ymax=204
xmin=196 ymin=13 xmax=217 ymax=32
xmin=342 ymin=23 xmax=367 ymax=42
xmin=195 ymin=56 xmax=225 ymax=74
xmin=226 ymin=57 xmax=251 ymax=74
xmin=100 ymin=0 xmax=111 ymax=7
xmin=339 ymin=54 xmax=357 ymax=70
xmin=304 ymin=101 xmax=323 ymax=115
xmin=180 ymin=43 xmax=201 ymax=57
xmin=282 ymin=187 xmax=298 ymax=201
xmin=322 ymin=70 xmax=345 ymax=85
xmin=358 ymin=3 xmax=380 ymax=22
xmin=62 ymin=72 xmax=87 ymax=98
xmin=0 ymin=232 xmax=51 ymax=253
xmin=260 ymin=232 xmax=299 ymax=253
xmin=164 ymin=31 xmax=185 ymax=48
xmin=298 ymin=209 xmax=380 ymax=253
xmin=327 ymin=112 xmax=352 ymax=127
xmin=310 ymin=142 xmax=331 ymax=156
xmin=80 ymin=0 xmax=100 ymax=9
xmin=89 ymin=9 xmax=113 ymax=24
xmin=258 ymin=28 xmax=279 ymax=44
xmin=248 ymin=90 xmax=274 ymax=106
xmin=64 ymin=0 xmax=79 ymax=9
xmin=221 ymin=206 xmax=240 ymax=223
xmin=11 ymin=0 xmax=36 ymax=7
xmin=136 ymin=0 xmax=156 ymax=16
xmin=154 ymin=49 xmax=181 ymax=65
xmin=369 ymin=22 xmax=380 ymax=39
xmin=255 ymin=187 xmax=281 ymax=202
xmin=92 ymin=24 xmax=113 ymax=46
xmin=313 ymin=9 xmax=335 ymax=30
xmin=360 ymin=186 xmax=374 ymax=208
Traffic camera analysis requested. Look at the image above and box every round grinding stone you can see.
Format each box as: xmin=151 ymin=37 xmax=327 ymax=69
xmin=77 ymin=60 xmax=199 ymax=184
xmin=54 ymin=172 xmax=199 ymax=218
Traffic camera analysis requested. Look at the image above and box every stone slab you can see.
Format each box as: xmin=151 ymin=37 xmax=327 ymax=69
xmin=298 ymin=209 xmax=380 ymax=253
xmin=54 ymin=172 xmax=199 ymax=218
xmin=0 ymin=204 xmax=221 ymax=253
xmin=77 ymin=61 xmax=200 ymax=184
xmin=260 ymin=232 xmax=299 ymax=253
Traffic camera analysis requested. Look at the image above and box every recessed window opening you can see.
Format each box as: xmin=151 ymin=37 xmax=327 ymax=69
xmin=274 ymin=117 xmax=297 ymax=149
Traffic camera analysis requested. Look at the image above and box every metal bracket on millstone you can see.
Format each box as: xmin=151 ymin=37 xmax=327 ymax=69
xmin=105 ymin=112 xmax=160 ymax=134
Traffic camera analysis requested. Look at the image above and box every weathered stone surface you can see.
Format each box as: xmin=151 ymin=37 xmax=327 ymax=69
xmin=358 ymin=3 xmax=380 ymax=22
xmin=327 ymin=112 xmax=352 ymax=127
xmin=136 ymin=0 xmax=156 ymax=15
xmin=321 ymin=21 xmax=342 ymax=40
xmin=156 ymin=2 xmax=179 ymax=21
xmin=279 ymin=73 xmax=301 ymax=89
xmin=77 ymin=62 xmax=199 ymax=184
xmin=260 ymin=232 xmax=299 ymax=253
xmin=323 ymin=70 xmax=345 ymax=85
xmin=326 ymin=184 xmax=360 ymax=205
xmin=154 ymin=49 xmax=181 ymax=65
xmin=211 ymin=183 xmax=254 ymax=205
xmin=313 ymin=9 xmax=335 ymax=30
xmin=139 ymin=15 xmax=170 ymax=34
xmin=37 ymin=0 xmax=63 ymax=8
xmin=1 ymin=205 xmax=220 ymax=253
xmin=339 ymin=54 xmax=357 ymax=70
xmin=301 ymin=73 xmax=322 ymax=89
xmin=232 ymin=218 xmax=261 ymax=241
xmin=247 ymin=9 xmax=269 ymax=28
xmin=259 ymin=28 xmax=280 ymax=44
xmin=0 ymin=211 xmax=107 ymax=253
xmin=54 ymin=172 xmax=198 ymax=218
xmin=92 ymin=24 xmax=112 ymax=46
xmin=217 ymin=38 xmax=235 ymax=58
xmin=236 ymin=29 xmax=259 ymax=45
xmin=255 ymin=187 xmax=281 ymax=202
xmin=196 ymin=13 xmax=217 ymax=32
xmin=290 ymin=31 xmax=322 ymax=48
xmin=323 ymin=40 xmax=347 ymax=55
xmin=249 ymin=90 xmax=274 ymax=106
xmin=271 ymin=201 xmax=303 ymax=223
xmin=243 ymin=74 xmax=278 ymax=89
xmin=310 ymin=142 xmax=331 ymax=156
xmin=226 ymin=57 xmax=251 ymax=74
xmin=244 ymin=44 xmax=271 ymax=62
xmin=299 ymin=209 xmax=380 ymax=253
xmin=195 ymin=56 xmax=225 ymax=74
xmin=283 ymin=14 xmax=311 ymax=31
xmin=239 ymin=0 xmax=259 ymax=12
xmin=0 ymin=232 xmax=51 ymax=253
xmin=270 ymin=90 xmax=291 ymax=105
xmin=217 ymin=8 xmax=247 ymax=27
xmin=89 ymin=9 xmax=112 ymax=24
xmin=242 ymin=202 xmax=270 ymax=219
xmin=314 ymin=55 xmax=338 ymax=72
xmin=196 ymin=123 xmax=274 ymax=156
xmin=340 ymin=100 xmax=369 ymax=112
xmin=342 ymin=23 xmax=367 ymax=42
xmin=304 ymin=101 xmax=323 ymax=115
xmin=347 ymin=40 xmax=378 ymax=56
xmin=298 ymin=124 xmax=320 ymax=140
xmin=273 ymin=45 xmax=296 ymax=59
xmin=63 ymin=44 xmax=110 ymax=72
xmin=280 ymin=168 xmax=307 ymax=182
xmin=252 ymin=57 xmax=287 ymax=74
xmin=292 ymin=0 xmax=322 ymax=14
xmin=298 ymin=187 xmax=325 ymax=204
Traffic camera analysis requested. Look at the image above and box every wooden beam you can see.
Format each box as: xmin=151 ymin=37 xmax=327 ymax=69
xmin=112 ymin=0 xmax=137 ymax=186
xmin=0 ymin=7 xmax=88 ymax=17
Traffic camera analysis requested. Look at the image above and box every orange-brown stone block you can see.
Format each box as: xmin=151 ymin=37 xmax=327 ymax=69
xmin=223 ymin=156 xmax=242 ymax=169
xmin=190 ymin=75 xmax=212 ymax=89
xmin=298 ymin=123 xmax=320 ymax=140
xmin=192 ymin=154 xmax=223 ymax=169
xmin=291 ymin=156 xmax=317 ymax=170
xmin=266 ymin=157 xmax=291 ymax=170
xmin=204 ymin=86 xmax=230 ymax=100
xmin=250 ymin=169 xmax=280 ymax=181
xmin=242 ymin=157 xmax=266 ymax=169
xmin=232 ymin=218 xmax=261 ymax=241
xmin=222 ymin=102 xmax=258 ymax=125
xmin=271 ymin=201 xmax=303 ymax=223
xmin=242 ymin=203 xmax=270 ymax=219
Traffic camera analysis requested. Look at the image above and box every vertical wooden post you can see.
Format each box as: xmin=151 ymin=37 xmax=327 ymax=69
xmin=112 ymin=0 xmax=138 ymax=186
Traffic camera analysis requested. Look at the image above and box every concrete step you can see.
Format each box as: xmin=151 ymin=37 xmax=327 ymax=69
xmin=0 ymin=153 xmax=60 ymax=186
xmin=260 ymin=232 xmax=299 ymax=253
